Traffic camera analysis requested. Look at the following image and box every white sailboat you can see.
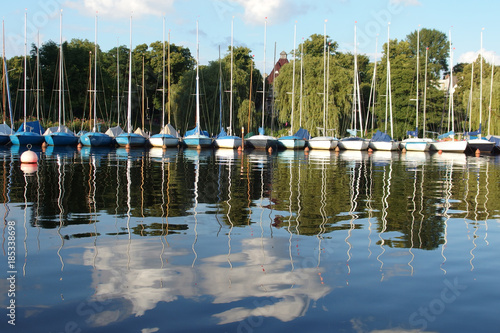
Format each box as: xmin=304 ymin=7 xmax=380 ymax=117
xmin=466 ymin=28 xmax=495 ymax=153
xmin=215 ymin=17 xmax=242 ymax=149
xmin=369 ymin=23 xmax=398 ymax=151
xmin=246 ymin=18 xmax=278 ymax=150
xmin=401 ymin=27 xmax=433 ymax=152
xmin=183 ymin=20 xmax=212 ymax=148
xmin=0 ymin=20 xmax=14 ymax=144
xmin=116 ymin=15 xmax=148 ymax=147
xmin=150 ymin=17 xmax=180 ymax=148
xmin=278 ymin=22 xmax=306 ymax=150
xmin=430 ymin=29 xmax=468 ymax=153
xmin=338 ymin=22 xmax=368 ymax=151
xmin=308 ymin=20 xmax=338 ymax=150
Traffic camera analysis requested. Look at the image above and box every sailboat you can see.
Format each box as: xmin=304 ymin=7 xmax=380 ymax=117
xmin=44 ymin=10 xmax=79 ymax=146
xmin=80 ymin=14 xmax=113 ymax=147
xmin=10 ymin=10 xmax=45 ymax=146
xmin=402 ymin=28 xmax=434 ymax=152
xmin=369 ymin=22 xmax=398 ymax=151
xmin=466 ymin=29 xmax=495 ymax=153
xmin=183 ymin=20 xmax=212 ymax=148
xmin=338 ymin=22 xmax=368 ymax=151
xmin=278 ymin=22 xmax=307 ymax=150
xmin=430 ymin=29 xmax=468 ymax=153
xmin=246 ymin=18 xmax=278 ymax=150
xmin=116 ymin=15 xmax=148 ymax=148
xmin=215 ymin=17 xmax=242 ymax=149
xmin=150 ymin=17 xmax=180 ymax=148
xmin=308 ymin=20 xmax=338 ymax=150
xmin=0 ymin=20 xmax=14 ymax=145
xmin=105 ymin=41 xmax=125 ymax=141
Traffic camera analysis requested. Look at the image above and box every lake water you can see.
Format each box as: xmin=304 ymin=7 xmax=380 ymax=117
xmin=1 ymin=146 xmax=499 ymax=333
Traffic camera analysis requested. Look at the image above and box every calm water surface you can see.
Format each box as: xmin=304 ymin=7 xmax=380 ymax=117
xmin=1 ymin=146 xmax=500 ymax=333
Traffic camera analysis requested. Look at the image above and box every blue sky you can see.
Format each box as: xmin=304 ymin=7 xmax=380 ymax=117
xmin=3 ymin=0 xmax=500 ymax=75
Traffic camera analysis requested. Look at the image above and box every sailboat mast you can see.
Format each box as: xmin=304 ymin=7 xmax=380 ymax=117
xmin=262 ymin=18 xmax=266 ymax=130
xmin=94 ymin=13 xmax=98 ymax=132
xmin=37 ymin=31 xmax=40 ymax=121
xmin=291 ymin=22 xmax=296 ymax=135
xmin=468 ymin=61 xmax=474 ymax=132
xmin=162 ymin=16 xmax=165 ymax=129
xmin=229 ymin=16 xmax=234 ymax=136
xmin=449 ymin=29 xmax=454 ymax=134
xmin=127 ymin=15 xmax=132 ymax=134
xmin=23 ymin=9 xmax=27 ymax=128
xmin=167 ymin=31 xmax=171 ymax=124
xmin=322 ymin=20 xmax=327 ymax=135
xmin=487 ymin=58 xmax=494 ymax=136
xmin=195 ymin=20 xmax=200 ymax=133
xmin=388 ymin=22 xmax=393 ymax=139
xmin=416 ymin=26 xmax=420 ymax=131
xmin=300 ymin=41 xmax=304 ymax=128
xmin=479 ymin=28 xmax=483 ymax=138
xmin=2 ymin=20 xmax=5 ymax=123
xmin=59 ymin=11 xmax=63 ymax=127
xmin=117 ymin=40 xmax=120 ymax=126
xmin=218 ymin=46 xmax=222 ymax=132
xmin=2 ymin=20 xmax=13 ymax=127
xmin=423 ymin=47 xmax=428 ymax=138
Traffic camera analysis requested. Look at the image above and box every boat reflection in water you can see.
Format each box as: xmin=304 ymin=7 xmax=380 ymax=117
xmin=2 ymin=148 xmax=500 ymax=332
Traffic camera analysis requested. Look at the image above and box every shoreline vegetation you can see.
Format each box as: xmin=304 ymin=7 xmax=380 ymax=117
xmin=2 ymin=28 xmax=499 ymax=140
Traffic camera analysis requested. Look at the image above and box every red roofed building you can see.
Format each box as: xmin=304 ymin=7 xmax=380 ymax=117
xmin=267 ymin=51 xmax=289 ymax=85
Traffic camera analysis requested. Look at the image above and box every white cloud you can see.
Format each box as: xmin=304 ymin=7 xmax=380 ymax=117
xmin=389 ymin=0 xmax=422 ymax=6
xmin=458 ymin=49 xmax=499 ymax=64
xmin=66 ymin=0 xmax=175 ymax=19
xmin=232 ymin=0 xmax=311 ymax=25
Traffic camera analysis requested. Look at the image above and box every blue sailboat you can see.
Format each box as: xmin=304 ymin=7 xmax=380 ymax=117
xmin=10 ymin=10 xmax=44 ymax=146
xmin=116 ymin=15 xmax=147 ymax=148
xmin=79 ymin=14 xmax=112 ymax=147
xmin=44 ymin=11 xmax=78 ymax=146
xmin=215 ymin=18 xmax=242 ymax=149
xmin=183 ymin=20 xmax=212 ymax=149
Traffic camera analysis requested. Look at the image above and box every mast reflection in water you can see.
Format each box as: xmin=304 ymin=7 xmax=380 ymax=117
xmin=1 ymin=146 xmax=500 ymax=333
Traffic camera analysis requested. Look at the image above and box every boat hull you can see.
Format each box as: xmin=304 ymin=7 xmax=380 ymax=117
xmin=278 ymin=136 xmax=306 ymax=149
xmin=0 ymin=134 xmax=10 ymax=145
xmin=10 ymin=132 xmax=45 ymax=146
xmin=308 ymin=137 xmax=338 ymax=150
xmin=215 ymin=136 xmax=243 ymax=149
xmin=45 ymin=132 xmax=79 ymax=146
xmin=402 ymin=138 xmax=433 ymax=152
xmin=183 ymin=134 xmax=212 ymax=148
xmin=80 ymin=132 xmax=114 ymax=147
xmin=430 ymin=140 xmax=468 ymax=153
xmin=467 ymin=138 xmax=495 ymax=153
xmin=115 ymin=133 xmax=148 ymax=147
xmin=245 ymin=134 xmax=279 ymax=150
xmin=369 ymin=140 xmax=399 ymax=151
xmin=149 ymin=134 xmax=179 ymax=148
xmin=338 ymin=138 xmax=369 ymax=151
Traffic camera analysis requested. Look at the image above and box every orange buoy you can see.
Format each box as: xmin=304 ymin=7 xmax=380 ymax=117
xmin=335 ymin=146 xmax=340 ymax=152
xmin=304 ymin=146 xmax=309 ymax=152
xmin=475 ymin=149 xmax=480 ymax=157
xmin=267 ymin=147 xmax=273 ymax=153
xmin=438 ymin=150 xmax=443 ymax=154
xmin=77 ymin=142 xmax=83 ymax=149
xmin=368 ymin=148 xmax=373 ymax=153
xmin=402 ymin=148 xmax=406 ymax=153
